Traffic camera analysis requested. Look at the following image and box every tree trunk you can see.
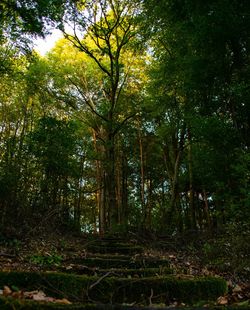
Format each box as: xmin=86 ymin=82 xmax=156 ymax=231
xmin=138 ymin=130 xmax=146 ymax=228
xmin=106 ymin=131 xmax=118 ymax=231
xmin=121 ymin=154 xmax=128 ymax=229
xmin=93 ymin=130 xmax=106 ymax=235
xmin=202 ymin=190 xmax=211 ymax=230
xmin=187 ymin=128 xmax=196 ymax=230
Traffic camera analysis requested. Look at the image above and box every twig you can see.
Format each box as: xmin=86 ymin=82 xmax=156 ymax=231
xmin=0 ymin=252 xmax=16 ymax=258
xmin=89 ymin=271 xmax=113 ymax=290
xmin=149 ymin=288 xmax=154 ymax=306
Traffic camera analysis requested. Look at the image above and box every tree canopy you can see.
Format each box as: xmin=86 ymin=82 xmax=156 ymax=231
xmin=0 ymin=0 xmax=249 ymax=235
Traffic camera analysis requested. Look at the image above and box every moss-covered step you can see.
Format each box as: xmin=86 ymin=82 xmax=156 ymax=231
xmin=86 ymin=254 xmax=132 ymax=260
xmin=86 ymin=244 xmax=144 ymax=255
xmin=65 ymin=256 xmax=170 ymax=269
xmin=84 ymin=236 xmax=144 ymax=255
xmin=58 ymin=266 xmax=173 ymax=277
xmin=0 ymin=271 xmax=227 ymax=305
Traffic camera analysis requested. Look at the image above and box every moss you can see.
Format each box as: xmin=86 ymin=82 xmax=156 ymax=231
xmin=0 ymin=271 xmax=227 ymax=305
xmin=87 ymin=254 xmax=132 ymax=260
xmin=59 ymin=266 xmax=173 ymax=277
xmin=97 ymin=267 xmax=173 ymax=277
xmin=85 ymin=238 xmax=144 ymax=255
xmin=87 ymin=245 xmax=144 ymax=255
xmin=69 ymin=257 xmax=170 ymax=269
xmin=0 ymin=271 xmax=90 ymax=300
xmin=93 ymin=276 xmax=227 ymax=304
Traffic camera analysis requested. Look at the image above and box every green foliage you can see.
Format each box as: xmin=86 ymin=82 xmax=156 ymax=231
xmin=0 ymin=0 xmax=249 ymax=234
xmin=0 ymin=236 xmax=21 ymax=252
xmin=201 ymin=223 xmax=250 ymax=277
xmin=30 ymin=253 xmax=62 ymax=267
xmin=29 ymin=117 xmax=80 ymax=177
xmin=0 ymin=0 xmax=67 ymax=41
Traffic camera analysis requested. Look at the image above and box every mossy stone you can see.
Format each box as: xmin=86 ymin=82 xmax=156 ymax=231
xmin=0 ymin=271 xmax=227 ymax=305
xmin=68 ymin=257 xmax=170 ymax=269
xmin=87 ymin=245 xmax=144 ymax=255
xmin=58 ymin=266 xmax=173 ymax=277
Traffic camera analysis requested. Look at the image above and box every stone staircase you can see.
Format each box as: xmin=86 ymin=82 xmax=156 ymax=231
xmin=0 ymin=237 xmax=234 ymax=309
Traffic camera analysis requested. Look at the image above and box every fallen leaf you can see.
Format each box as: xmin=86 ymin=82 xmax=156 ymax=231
xmin=56 ymin=298 xmax=71 ymax=304
xmin=24 ymin=290 xmax=39 ymax=298
xmin=32 ymin=290 xmax=46 ymax=301
xmin=3 ymin=286 xmax=12 ymax=296
xmin=233 ymin=284 xmax=242 ymax=293
xmin=217 ymin=296 xmax=228 ymax=305
xmin=169 ymin=255 xmax=176 ymax=259
xmin=45 ymin=297 xmax=56 ymax=302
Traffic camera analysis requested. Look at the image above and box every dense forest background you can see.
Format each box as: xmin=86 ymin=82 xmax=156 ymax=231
xmin=0 ymin=0 xmax=249 ymax=236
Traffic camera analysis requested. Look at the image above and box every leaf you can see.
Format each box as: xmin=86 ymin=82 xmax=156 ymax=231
xmin=23 ymin=290 xmax=39 ymax=298
xmin=217 ymin=296 xmax=228 ymax=305
xmin=11 ymin=285 xmax=19 ymax=292
xmin=24 ymin=290 xmax=47 ymax=301
xmin=233 ymin=284 xmax=242 ymax=293
xmin=55 ymin=298 xmax=71 ymax=304
xmin=32 ymin=290 xmax=47 ymax=301
xmin=3 ymin=286 xmax=12 ymax=296
xmin=169 ymin=255 xmax=176 ymax=259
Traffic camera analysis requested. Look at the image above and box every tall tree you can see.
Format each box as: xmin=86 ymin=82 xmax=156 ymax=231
xmin=44 ymin=0 xmax=146 ymax=233
xmin=142 ymin=0 xmax=250 ymax=231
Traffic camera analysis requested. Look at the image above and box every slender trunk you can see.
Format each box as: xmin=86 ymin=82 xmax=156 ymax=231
xmin=106 ymin=131 xmax=117 ymax=231
xmin=138 ymin=130 xmax=146 ymax=228
xmin=116 ymin=140 xmax=122 ymax=224
xmin=121 ymin=154 xmax=128 ymax=228
xmin=74 ymin=154 xmax=85 ymax=231
xmin=169 ymin=125 xmax=186 ymax=232
xmin=169 ymin=149 xmax=183 ymax=232
xmin=202 ymin=190 xmax=211 ymax=230
xmin=187 ymin=128 xmax=196 ymax=230
xmin=93 ymin=130 xmax=106 ymax=235
xmin=145 ymin=178 xmax=153 ymax=230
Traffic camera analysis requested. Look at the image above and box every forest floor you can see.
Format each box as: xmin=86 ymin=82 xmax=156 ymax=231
xmin=0 ymin=225 xmax=249 ymax=308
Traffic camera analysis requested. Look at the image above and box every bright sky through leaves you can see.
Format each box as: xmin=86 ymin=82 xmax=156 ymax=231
xmin=34 ymin=29 xmax=63 ymax=55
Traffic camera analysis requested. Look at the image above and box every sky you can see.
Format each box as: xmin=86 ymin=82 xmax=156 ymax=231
xmin=33 ymin=29 xmax=63 ymax=56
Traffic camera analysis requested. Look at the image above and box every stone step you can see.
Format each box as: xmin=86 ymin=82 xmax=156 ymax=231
xmin=86 ymin=244 xmax=144 ymax=255
xmin=64 ymin=257 xmax=170 ymax=269
xmin=0 ymin=271 xmax=227 ymax=305
xmin=58 ymin=266 xmax=173 ymax=277
xmin=86 ymin=254 xmax=132 ymax=260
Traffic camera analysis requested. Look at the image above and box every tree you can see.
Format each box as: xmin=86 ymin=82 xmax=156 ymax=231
xmin=141 ymin=0 xmax=250 ymax=231
xmin=28 ymin=116 xmax=85 ymax=227
xmin=0 ymin=0 xmax=66 ymax=40
xmin=44 ymin=0 xmax=147 ymax=233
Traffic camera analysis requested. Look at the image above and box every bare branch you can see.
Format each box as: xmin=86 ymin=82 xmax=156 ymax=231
xmin=63 ymin=30 xmax=112 ymax=78
xmin=68 ymin=76 xmax=109 ymax=123
xmin=113 ymin=112 xmax=138 ymax=136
